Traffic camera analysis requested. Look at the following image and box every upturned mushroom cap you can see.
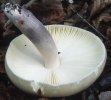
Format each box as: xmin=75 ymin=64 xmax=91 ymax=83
xmin=5 ymin=25 xmax=106 ymax=97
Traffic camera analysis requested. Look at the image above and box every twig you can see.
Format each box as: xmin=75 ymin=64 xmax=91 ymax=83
xmin=70 ymin=7 xmax=109 ymax=41
xmin=76 ymin=13 xmax=108 ymax=40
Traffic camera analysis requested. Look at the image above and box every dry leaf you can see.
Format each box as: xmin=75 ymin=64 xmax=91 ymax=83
xmin=28 ymin=3 xmax=66 ymax=24
xmin=90 ymin=0 xmax=111 ymax=18
xmin=92 ymin=6 xmax=111 ymax=29
xmin=0 ymin=12 xmax=8 ymax=36
xmin=92 ymin=13 xmax=111 ymax=28
xmin=107 ymin=27 xmax=111 ymax=40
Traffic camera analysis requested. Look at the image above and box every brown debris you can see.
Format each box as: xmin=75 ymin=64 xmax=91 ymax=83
xmin=28 ymin=1 xmax=66 ymax=24
xmin=107 ymin=27 xmax=111 ymax=38
xmin=0 ymin=12 xmax=7 ymax=37
xmin=89 ymin=0 xmax=111 ymax=19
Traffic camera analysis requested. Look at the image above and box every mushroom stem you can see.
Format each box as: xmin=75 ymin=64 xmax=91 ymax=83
xmin=3 ymin=3 xmax=60 ymax=69
xmin=25 ymin=19 xmax=60 ymax=69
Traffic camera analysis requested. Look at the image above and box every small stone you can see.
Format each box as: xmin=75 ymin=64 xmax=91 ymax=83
xmin=99 ymin=91 xmax=111 ymax=100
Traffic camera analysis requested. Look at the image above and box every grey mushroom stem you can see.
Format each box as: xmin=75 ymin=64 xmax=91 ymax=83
xmin=3 ymin=3 xmax=60 ymax=69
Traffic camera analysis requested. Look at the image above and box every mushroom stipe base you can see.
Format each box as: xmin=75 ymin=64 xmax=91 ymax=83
xmin=5 ymin=25 xmax=107 ymax=97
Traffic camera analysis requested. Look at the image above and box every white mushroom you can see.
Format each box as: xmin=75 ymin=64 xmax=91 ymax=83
xmin=4 ymin=3 xmax=106 ymax=97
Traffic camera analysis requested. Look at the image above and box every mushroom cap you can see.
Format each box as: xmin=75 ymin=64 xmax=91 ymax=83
xmin=5 ymin=25 xmax=106 ymax=97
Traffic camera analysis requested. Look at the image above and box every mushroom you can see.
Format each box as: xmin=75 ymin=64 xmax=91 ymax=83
xmin=4 ymin=3 xmax=106 ymax=97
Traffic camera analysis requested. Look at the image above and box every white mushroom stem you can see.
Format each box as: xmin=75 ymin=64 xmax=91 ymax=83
xmin=3 ymin=3 xmax=60 ymax=69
